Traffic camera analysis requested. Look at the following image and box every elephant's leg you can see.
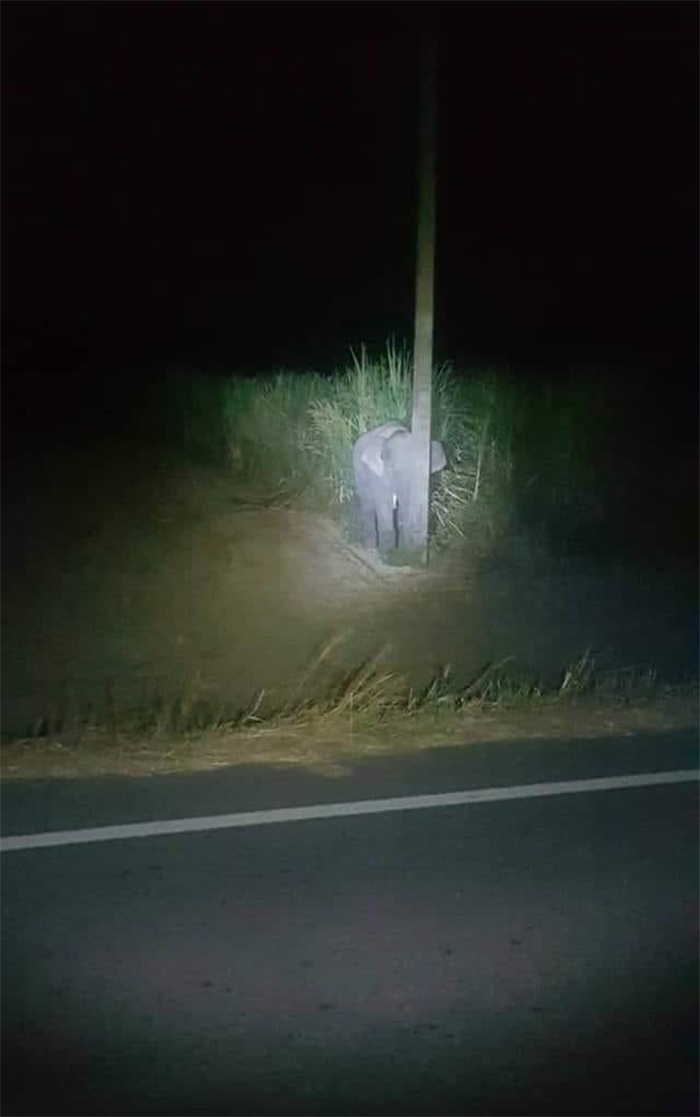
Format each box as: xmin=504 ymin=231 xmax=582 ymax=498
xmin=375 ymin=498 xmax=397 ymax=552
xmin=393 ymin=480 xmax=410 ymax=549
xmin=354 ymin=465 xmax=378 ymax=549
xmin=359 ymin=504 xmax=378 ymax=550
xmin=394 ymin=503 xmax=404 ymax=549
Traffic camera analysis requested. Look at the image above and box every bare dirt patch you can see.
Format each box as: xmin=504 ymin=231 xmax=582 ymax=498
xmin=2 ymin=443 xmax=698 ymax=780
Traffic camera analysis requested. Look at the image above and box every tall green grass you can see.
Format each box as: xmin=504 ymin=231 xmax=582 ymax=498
xmin=219 ymin=371 xmax=326 ymax=494
xmin=303 ymin=341 xmax=517 ymax=548
xmin=151 ymin=346 xmax=675 ymax=559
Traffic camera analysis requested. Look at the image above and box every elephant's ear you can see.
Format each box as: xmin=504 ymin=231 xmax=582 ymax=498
xmin=430 ymin=440 xmax=447 ymax=473
xmin=361 ymin=442 xmax=386 ymax=477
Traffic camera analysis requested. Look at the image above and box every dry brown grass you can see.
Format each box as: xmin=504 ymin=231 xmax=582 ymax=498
xmin=2 ymin=643 xmax=696 ymax=782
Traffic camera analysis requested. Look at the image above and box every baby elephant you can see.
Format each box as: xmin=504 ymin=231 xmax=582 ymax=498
xmin=352 ymin=421 xmax=446 ymax=553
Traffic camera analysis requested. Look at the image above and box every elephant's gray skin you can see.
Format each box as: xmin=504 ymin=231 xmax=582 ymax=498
xmin=352 ymin=421 xmax=446 ymax=553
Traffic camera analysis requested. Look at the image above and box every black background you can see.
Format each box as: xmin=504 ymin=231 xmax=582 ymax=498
xmin=2 ymin=4 xmax=698 ymax=404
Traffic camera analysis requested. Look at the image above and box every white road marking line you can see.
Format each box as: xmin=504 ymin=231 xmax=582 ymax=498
xmin=1 ymin=769 xmax=698 ymax=853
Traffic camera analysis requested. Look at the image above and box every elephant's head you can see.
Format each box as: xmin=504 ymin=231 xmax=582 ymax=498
xmin=360 ymin=421 xmax=447 ymax=482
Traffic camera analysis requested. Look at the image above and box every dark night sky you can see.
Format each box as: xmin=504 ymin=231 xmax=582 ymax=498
xmin=2 ymin=2 xmax=698 ymax=375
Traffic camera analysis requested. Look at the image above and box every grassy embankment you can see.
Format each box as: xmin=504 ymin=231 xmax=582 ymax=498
xmin=3 ymin=343 xmax=696 ymax=776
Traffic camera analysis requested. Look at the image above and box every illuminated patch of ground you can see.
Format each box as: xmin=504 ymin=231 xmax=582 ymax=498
xmin=2 ymin=445 xmax=697 ymax=780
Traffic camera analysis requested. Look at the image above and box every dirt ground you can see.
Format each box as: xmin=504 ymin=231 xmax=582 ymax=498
xmin=2 ymin=441 xmax=698 ymax=777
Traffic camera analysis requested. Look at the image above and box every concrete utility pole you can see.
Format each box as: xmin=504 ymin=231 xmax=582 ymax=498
xmin=406 ymin=33 xmax=437 ymax=563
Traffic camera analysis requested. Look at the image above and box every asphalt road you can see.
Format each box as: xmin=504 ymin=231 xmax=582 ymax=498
xmin=2 ymin=730 xmax=698 ymax=1116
